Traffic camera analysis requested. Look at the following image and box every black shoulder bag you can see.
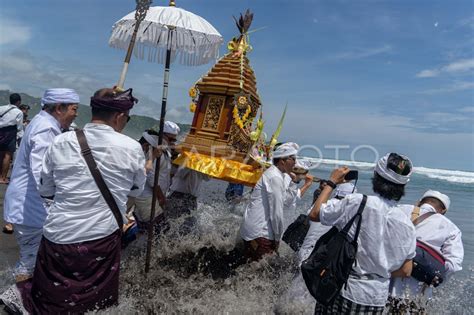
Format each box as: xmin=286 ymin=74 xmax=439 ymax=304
xmin=411 ymin=210 xmax=447 ymax=287
xmin=282 ymin=214 xmax=311 ymax=251
xmin=301 ymin=194 xmax=367 ymax=306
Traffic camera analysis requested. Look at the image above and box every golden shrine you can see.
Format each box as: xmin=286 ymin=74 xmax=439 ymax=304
xmin=175 ymin=10 xmax=266 ymax=185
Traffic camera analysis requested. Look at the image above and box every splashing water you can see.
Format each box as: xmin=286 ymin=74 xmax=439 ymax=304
xmin=1 ymin=180 xmax=472 ymax=314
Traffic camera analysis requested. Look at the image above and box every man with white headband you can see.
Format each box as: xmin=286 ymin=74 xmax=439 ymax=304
xmin=133 ymin=122 xmax=180 ymax=229
xmin=240 ymin=142 xmax=298 ymax=261
xmin=308 ymin=153 xmax=416 ymax=314
xmin=3 ymin=88 xmax=79 ymax=282
xmin=389 ymin=190 xmax=464 ymax=313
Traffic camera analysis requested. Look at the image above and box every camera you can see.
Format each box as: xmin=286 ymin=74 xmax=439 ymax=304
xmin=344 ymin=170 xmax=358 ymax=181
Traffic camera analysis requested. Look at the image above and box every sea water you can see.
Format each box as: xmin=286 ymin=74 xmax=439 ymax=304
xmin=1 ymin=159 xmax=472 ymax=314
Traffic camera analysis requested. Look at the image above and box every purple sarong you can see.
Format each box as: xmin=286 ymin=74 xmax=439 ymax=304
xmin=22 ymin=230 xmax=121 ymax=314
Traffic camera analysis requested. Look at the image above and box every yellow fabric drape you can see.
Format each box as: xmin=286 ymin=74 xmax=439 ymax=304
xmin=173 ymin=151 xmax=263 ymax=186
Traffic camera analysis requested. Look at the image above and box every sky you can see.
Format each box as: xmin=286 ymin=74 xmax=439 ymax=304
xmin=0 ymin=0 xmax=473 ymax=171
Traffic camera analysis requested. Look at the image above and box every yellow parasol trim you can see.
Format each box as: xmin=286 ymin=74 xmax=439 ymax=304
xmin=173 ymin=151 xmax=263 ymax=186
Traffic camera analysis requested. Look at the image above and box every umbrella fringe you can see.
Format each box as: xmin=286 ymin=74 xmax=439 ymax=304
xmin=109 ymin=19 xmax=222 ymax=66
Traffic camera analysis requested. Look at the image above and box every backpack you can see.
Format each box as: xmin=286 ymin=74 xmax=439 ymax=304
xmin=301 ymin=194 xmax=367 ymax=306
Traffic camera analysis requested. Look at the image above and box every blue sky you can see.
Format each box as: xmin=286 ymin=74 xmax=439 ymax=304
xmin=0 ymin=0 xmax=473 ymax=171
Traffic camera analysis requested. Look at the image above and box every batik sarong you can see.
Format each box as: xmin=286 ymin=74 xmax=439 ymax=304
xmin=314 ymin=294 xmax=384 ymax=315
xmin=243 ymin=237 xmax=278 ymax=262
xmin=24 ymin=230 xmax=121 ymax=314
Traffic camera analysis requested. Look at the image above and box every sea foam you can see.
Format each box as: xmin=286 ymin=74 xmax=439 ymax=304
xmin=299 ymin=157 xmax=474 ymax=184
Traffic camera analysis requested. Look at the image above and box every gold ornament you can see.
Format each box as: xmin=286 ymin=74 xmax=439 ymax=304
xmin=189 ymin=102 xmax=196 ymax=113
xmin=233 ymin=104 xmax=251 ymax=130
xmin=188 ymin=87 xmax=197 ymax=99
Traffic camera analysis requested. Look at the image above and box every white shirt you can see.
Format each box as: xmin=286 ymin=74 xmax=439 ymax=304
xmin=284 ymin=177 xmax=301 ymax=211
xmin=168 ymin=167 xmax=209 ymax=197
xmin=139 ymin=150 xmax=172 ymax=199
xmin=39 ymin=123 xmax=146 ymax=244
xmin=4 ymin=111 xmax=62 ymax=227
xmin=319 ymin=193 xmax=416 ymax=307
xmin=390 ymin=203 xmax=464 ymax=299
xmin=0 ymin=104 xmax=23 ymax=139
xmin=240 ymin=165 xmax=287 ymax=242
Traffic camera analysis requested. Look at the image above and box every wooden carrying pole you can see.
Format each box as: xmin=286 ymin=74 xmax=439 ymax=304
xmin=116 ymin=0 xmax=152 ymax=89
xmin=144 ymin=27 xmax=174 ymax=274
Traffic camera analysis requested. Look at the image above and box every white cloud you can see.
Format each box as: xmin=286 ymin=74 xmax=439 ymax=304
xmin=416 ymin=58 xmax=474 ymax=78
xmin=459 ymin=106 xmax=474 ymax=113
xmin=421 ymin=81 xmax=474 ymax=94
xmin=442 ymin=59 xmax=474 ymax=73
xmin=416 ymin=69 xmax=440 ymax=78
xmin=0 ymin=17 xmax=31 ymax=45
xmin=329 ymin=45 xmax=392 ymax=61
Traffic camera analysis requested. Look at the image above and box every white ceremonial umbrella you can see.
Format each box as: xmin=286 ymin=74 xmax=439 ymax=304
xmin=108 ymin=0 xmax=223 ymax=274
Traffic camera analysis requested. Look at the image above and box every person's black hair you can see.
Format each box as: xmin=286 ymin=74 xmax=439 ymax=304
xmin=372 ymin=172 xmax=405 ymax=201
xmin=42 ymin=103 xmax=72 ymax=114
xmin=91 ymin=106 xmax=119 ymax=121
xmin=420 ymin=197 xmax=445 ymax=211
xmin=10 ymin=93 xmax=21 ymax=105
xmin=146 ymin=129 xmax=160 ymax=136
xmin=273 ymin=157 xmax=283 ymax=165
xmin=19 ymin=104 xmax=30 ymax=110
xmin=138 ymin=137 xmax=148 ymax=145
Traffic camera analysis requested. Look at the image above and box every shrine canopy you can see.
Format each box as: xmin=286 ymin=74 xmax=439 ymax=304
xmin=175 ymin=10 xmax=265 ymax=186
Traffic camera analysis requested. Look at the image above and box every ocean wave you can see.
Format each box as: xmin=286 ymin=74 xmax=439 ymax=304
xmin=299 ymin=157 xmax=474 ymax=184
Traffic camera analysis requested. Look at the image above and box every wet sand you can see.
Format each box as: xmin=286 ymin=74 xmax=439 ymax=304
xmin=0 ymin=184 xmax=18 ymax=271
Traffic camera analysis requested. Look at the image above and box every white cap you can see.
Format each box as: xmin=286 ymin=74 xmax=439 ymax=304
xmin=421 ymin=190 xmax=450 ymax=211
xmin=41 ymin=88 xmax=80 ymax=107
xmin=163 ymin=121 xmax=180 ymax=135
xmin=331 ymin=182 xmax=357 ymax=199
xmin=142 ymin=132 xmax=159 ymax=148
xmin=374 ymin=153 xmax=413 ymax=185
xmin=273 ymin=142 xmax=299 ymax=158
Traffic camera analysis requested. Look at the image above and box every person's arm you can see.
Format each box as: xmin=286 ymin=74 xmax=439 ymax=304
xmin=299 ymin=174 xmax=314 ymax=197
xmin=16 ymin=111 xmax=24 ymax=139
xmin=38 ymin=144 xmax=56 ymax=198
xmin=308 ymin=167 xmax=349 ymax=222
xmin=30 ymin=130 xmax=57 ymax=187
xmin=442 ymin=229 xmax=464 ymax=276
xmin=391 ymin=259 xmax=413 ymax=278
xmin=268 ymin=175 xmax=286 ymax=242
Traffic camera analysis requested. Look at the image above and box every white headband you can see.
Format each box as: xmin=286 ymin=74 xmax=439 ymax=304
xmin=273 ymin=142 xmax=299 ymax=158
xmin=41 ymin=88 xmax=80 ymax=107
xmin=163 ymin=121 xmax=180 ymax=135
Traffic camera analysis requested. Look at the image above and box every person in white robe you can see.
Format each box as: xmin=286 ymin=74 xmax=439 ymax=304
xmin=388 ymin=190 xmax=464 ymax=313
xmin=240 ymin=142 xmax=298 ymax=261
xmin=3 ymin=88 xmax=79 ymax=282
xmin=308 ymin=153 xmax=417 ymax=314
xmin=132 ymin=122 xmax=179 ymax=226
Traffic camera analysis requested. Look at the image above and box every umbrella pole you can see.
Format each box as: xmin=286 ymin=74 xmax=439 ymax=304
xmin=116 ymin=0 xmax=152 ymax=89
xmin=145 ymin=28 xmax=174 ymax=275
